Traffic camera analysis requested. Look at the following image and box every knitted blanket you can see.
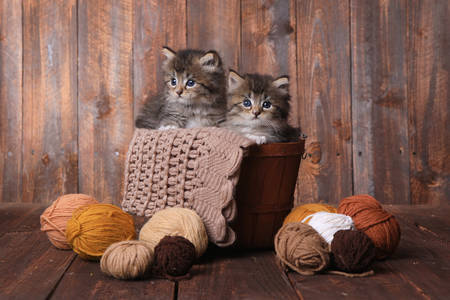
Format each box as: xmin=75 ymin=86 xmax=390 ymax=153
xmin=122 ymin=127 xmax=254 ymax=246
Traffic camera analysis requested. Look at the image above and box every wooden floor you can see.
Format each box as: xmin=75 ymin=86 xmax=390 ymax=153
xmin=0 ymin=204 xmax=449 ymax=300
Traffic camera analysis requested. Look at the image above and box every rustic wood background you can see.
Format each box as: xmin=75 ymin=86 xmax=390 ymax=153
xmin=0 ymin=0 xmax=448 ymax=206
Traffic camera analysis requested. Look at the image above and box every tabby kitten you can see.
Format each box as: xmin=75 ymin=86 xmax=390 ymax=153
xmin=135 ymin=47 xmax=227 ymax=129
xmin=221 ymin=71 xmax=300 ymax=144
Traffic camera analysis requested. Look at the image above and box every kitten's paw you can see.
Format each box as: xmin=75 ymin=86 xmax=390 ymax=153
xmin=158 ymin=125 xmax=178 ymax=130
xmin=245 ymin=134 xmax=267 ymax=145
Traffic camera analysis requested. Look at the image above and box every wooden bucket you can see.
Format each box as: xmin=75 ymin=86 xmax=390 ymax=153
xmin=232 ymin=139 xmax=305 ymax=249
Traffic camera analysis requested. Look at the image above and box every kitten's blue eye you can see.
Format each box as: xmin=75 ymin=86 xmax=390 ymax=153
xmin=262 ymin=101 xmax=272 ymax=109
xmin=243 ymin=99 xmax=252 ymax=107
xmin=170 ymin=78 xmax=177 ymax=86
xmin=186 ymin=79 xmax=195 ymax=87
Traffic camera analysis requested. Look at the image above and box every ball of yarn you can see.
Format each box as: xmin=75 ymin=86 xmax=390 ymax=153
xmin=139 ymin=207 xmax=208 ymax=258
xmin=66 ymin=204 xmax=136 ymax=260
xmin=302 ymin=211 xmax=355 ymax=244
xmin=40 ymin=194 xmax=98 ymax=249
xmin=153 ymin=235 xmax=196 ymax=279
xmin=331 ymin=230 xmax=376 ymax=273
xmin=274 ymin=222 xmax=330 ymax=275
xmin=100 ymin=240 xmax=153 ymax=280
xmin=283 ymin=203 xmax=337 ymax=225
xmin=338 ymin=194 xmax=401 ymax=259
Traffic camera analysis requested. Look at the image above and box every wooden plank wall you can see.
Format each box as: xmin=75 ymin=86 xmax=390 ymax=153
xmin=0 ymin=0 xmax=448 ymax=206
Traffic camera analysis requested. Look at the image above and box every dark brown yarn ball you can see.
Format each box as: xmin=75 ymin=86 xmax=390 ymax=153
xmin=153 ymin=235 xmax=196 ymax=279
xmin=331 ymin=230 xmax=376 ymax=274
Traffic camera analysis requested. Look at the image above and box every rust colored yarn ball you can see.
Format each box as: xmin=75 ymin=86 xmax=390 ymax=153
xmin=283 ymin=203 xmax=337 ymax=225
xmin=331 ymin=230 xmax=376 ymax=273
xmin=40 ymin=194 xmax=99 ymax=249
xmin=274 ymin=222 xmax=330 ymax=275
xmin=153 ymin=235 xmax=196 ymax=280
xmin=338 ymin=194 xmax=401 ymax=259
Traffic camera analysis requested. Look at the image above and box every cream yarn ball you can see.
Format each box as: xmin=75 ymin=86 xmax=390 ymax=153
xmin=139 ymin=207 xmax=208 ymax=258
xmin=100 ymin=240 xmax=154 ymax=280
xmin=302 ymin=211 xmax=355 ymax=244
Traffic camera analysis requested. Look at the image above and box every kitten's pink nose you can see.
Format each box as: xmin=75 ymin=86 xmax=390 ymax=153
xmin=176 ymin=89 xmax=183 ymax=96
xmin=253 ymin=110 xmax=261 ymax=117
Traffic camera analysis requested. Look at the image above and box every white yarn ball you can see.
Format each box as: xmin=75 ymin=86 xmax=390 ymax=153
xmin=302 ymin=211 xmax=355 ymax=244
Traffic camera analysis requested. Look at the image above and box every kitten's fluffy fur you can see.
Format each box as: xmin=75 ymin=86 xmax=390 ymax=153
xmin=136 ymin=47 xmax=227 ymax=129
xmin=221 ymin=71 xmax=300 ymax=144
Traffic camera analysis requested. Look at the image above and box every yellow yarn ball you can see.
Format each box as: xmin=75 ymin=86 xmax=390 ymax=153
xmin=139 ymin=207 xmax=208 ymax=258
xmin=100 ymin=240 xmax=153 ymax=280
xmin=283 ymin=203 xmax=337 ymax=225
xmin=66 ymin=204 xmax=136 ymax=260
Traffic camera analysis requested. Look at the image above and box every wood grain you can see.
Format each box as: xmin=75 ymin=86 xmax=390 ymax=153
xmin=178 ymin=249 xmax=299 ymax=300
xmin=0 ymin=204 xmax=449 ymax=299
xmin=22 ymin=0 xmax=78 ymax=203
xmin=0 ymin=203 xmax=43 ymax=237
xmin=383 ymin=210 xmax=450 ymax=299
xmin=0 ymin=0 xmax=22 ymax=203
xmin=187 ymin=0 xmax=240 ymax=70
xmin=78 ymin=0 xmax=134 ymax=204
xmin=295 ymin=0 xmax=352 ymax=205
xmin=0 ymin=205 xmax=76 ymax=300
xmin=407 ymin=0 xmax=450 ymax=205
xmin=351 ymin=0 xmax=410 ymax=204
xmin=133 ymin=0 xmax=186 ymax=117
xmin=390 ymin=205 xmax=450 ymax=239
xmin=50 ymin=257 xmax=174 ymax=300
xmin=288 ymin=264 xmax=428 ymax=300
xmin=241 ymin=0 xmax=295 ymax=76
xmin=0 ymin=0 xmax=449 ymax=207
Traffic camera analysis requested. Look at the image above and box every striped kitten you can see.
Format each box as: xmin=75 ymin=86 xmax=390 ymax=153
xmin=221 ymin=70 xmax=300 ymax=144
xmin=136 ymin=47 xmax=227 ymax=129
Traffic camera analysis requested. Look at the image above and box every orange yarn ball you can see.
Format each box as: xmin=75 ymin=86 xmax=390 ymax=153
xmin=283 ymin=203 xmax=337 ymax=225
xmin=338 ymin=194 xmax=401 ymax=259
xmin=40 ymin=194 xmax=98 ymax=249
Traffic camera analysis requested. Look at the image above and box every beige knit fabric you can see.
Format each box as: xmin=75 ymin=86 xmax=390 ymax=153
xmin=122 ymin=127 xmax=254 ymax=246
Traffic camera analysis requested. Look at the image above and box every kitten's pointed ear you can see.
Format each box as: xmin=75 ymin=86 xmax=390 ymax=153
xmin=161 ymin=47 xmax=176 ymax=60
xmin=199 ymin=51 xmax=221 ymax=72
xmin=228 ymin=70 xmax=245 ymax=92
xmin=272 ymin=76 xmax=289 ymax=93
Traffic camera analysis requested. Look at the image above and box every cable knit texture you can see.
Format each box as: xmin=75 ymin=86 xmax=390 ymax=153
xmin=122 ymin=127 xmax=254 ymax=246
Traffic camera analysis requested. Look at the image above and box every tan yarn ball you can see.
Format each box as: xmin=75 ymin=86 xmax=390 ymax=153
xmin=139 ymin=207 xmax=208 ymax=258
xmin=100 ymin=240 xmax=154 ymax=280
xmin=40 ymin=194 xmax=98 ymax=249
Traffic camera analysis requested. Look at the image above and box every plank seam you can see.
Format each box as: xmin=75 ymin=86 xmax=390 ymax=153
xmin=45 ymin=254 xmax=78 ymax=300
xmin=185 ymin=0 xmax=188 ymax=47
xmin=76 ymin=0 xmax=80 ymax=194
xmin=277 ymin=259 xmax=303 ymax=300
xmin=405 ymin=0 xmax=412 ymax=205
xmin=239 ymin=0 xmax=242 ymax=71
xmin=348 ymin=0 xmax=354 ymax=196
xmin=385 ymin=261 xmax=432 ymax=300
xmin=173 ymin=280 xmax=178 ymax=300
xmin=20 ymin=0 xmax=25 ymax=204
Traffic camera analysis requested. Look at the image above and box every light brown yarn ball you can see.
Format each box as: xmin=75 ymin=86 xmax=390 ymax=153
xmin=139 ymin=207 xmax=208 ymax=258
xmin=100 ymin=240 xmax=154 ymax=280
xmin=274 ymin=222 xmax=330 ymax=275
xmin=40 ymin=194 xmax=98 ymax=249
